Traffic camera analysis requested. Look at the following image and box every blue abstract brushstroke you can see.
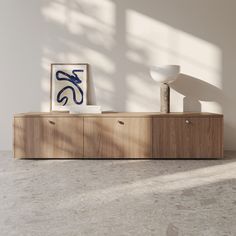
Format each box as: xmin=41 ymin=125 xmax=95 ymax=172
xmin=56 ymin=69 xmax=84 ymax=105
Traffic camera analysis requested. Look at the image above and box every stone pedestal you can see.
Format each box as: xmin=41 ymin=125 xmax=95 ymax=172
xmin=160 ymin=83 xmax=170 ymax=113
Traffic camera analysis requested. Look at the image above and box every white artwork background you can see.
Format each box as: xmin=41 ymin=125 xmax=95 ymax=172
xmin=51 ymin=64 xmax=87 ymax=111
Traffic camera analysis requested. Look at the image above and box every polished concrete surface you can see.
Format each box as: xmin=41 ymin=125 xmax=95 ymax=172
xmin=0 ymin=151 xmax=236 ymax=236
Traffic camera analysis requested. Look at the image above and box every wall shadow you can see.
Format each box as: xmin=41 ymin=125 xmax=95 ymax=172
xmin=171 ymin=73 xmax=223 ymax=112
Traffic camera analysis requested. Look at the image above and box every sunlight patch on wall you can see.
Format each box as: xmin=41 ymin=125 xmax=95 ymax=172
xmin=41 ymin=0 xmax=115 ymax=45
xmin=126 ymin=10 xmax=222 ymax=85
xmin=126 ymin=74 xmax=160 ymax=111
xmin=201 ymin=101 xmax=222 ymax=113
xmin=178 ymin=32 xmax=222 ymax=88
xmin=42 ymin=1 xmax=67 ymax=25
xmin=54 ymin=42 xmax=115 ymax=75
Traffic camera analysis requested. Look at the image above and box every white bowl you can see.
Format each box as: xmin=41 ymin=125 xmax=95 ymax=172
xmin=150 ymin=65 xmax=180 ymax=83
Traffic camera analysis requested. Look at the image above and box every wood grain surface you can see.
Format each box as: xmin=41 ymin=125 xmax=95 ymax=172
xmin=84 ymin=117 xmax=152 ymax=158
xmin=14 ymin=117 xmax=83 ymax=158
xmin=153 ymin=117 xmax=223 ymax=158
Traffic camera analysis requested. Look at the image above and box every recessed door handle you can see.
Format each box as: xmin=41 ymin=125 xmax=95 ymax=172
xmin=49 ymin=120 xmax=55 ymax=125
xmin=118 ymin=120 xmax=124 ymax=125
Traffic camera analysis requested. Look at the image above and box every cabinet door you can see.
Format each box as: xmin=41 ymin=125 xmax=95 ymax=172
xmin=14 ymin=117 xmax=83 ymax=158
xmin=84 ymin=117 xmax=152 ymax=158
xmin=153 ymin=117 xmax=223 ymax=158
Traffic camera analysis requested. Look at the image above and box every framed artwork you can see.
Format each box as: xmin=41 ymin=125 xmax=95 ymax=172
xmin=50 ymin=63 xmax=88 ymax=111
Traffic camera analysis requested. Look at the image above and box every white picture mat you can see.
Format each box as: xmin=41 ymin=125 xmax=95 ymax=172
xmin=51 ymin=64 xmax=88 ymax=111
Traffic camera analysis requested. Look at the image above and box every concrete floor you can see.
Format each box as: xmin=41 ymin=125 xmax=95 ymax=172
xmin=0 ymin=152 xmax=236 ymax=236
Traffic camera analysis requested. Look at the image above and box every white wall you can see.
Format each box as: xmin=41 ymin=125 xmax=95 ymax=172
xmin=0 ymin=0 xmax=236 ymax=150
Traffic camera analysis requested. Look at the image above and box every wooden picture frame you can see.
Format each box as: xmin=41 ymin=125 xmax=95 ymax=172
xmin=50 ymin=63 xmax=88 ymax=112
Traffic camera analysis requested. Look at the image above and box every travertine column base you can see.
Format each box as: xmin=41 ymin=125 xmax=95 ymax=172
xmin=160 ymin=83 xmax=170 ymax=113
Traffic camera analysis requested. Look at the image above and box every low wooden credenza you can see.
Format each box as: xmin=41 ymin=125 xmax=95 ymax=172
xmin=14 ymin=112 xmax=223 ymax=159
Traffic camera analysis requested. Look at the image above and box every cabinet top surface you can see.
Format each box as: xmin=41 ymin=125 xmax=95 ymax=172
xmin=14 ymin=112 xmax=223 ymax=118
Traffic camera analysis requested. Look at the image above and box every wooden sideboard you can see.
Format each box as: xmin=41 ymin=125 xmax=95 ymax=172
xmin=14 ymin=112 xmax=223 ymax=159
